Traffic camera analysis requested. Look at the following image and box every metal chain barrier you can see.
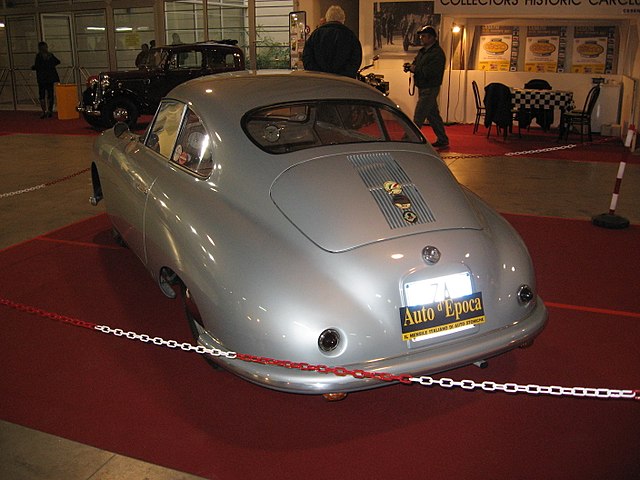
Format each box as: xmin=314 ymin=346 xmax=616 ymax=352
xmin=503 ymin=143 xmax=578 ymax=157
xmin=0 ymin=184 xmax=46 ymax=199
xmin=0 ymin=167 xmax=90 ymax=199
xmin=410 ymin=375 xmax=637 ymax=401
xmin=94 ymin=324 xmax=237 ymax=360
xmin=0 ymin=297 xmax=98 ymax=330
xmin=2 ymin=296 xmax=638 ymax=401
xmin=440 ymin=134 xmax=622 ymax=161
xmin=44 ymin=167 xmax=90 ymax=186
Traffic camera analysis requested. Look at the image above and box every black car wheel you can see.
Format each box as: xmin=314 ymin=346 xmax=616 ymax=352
xmin=104 ymin=97 xmax=139 ymax=128
xmin=82 ymin=112 xmax=107 ymax=128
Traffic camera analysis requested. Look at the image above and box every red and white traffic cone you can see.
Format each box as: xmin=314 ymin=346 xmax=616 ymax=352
xmin=592 ymin=157 xmax=630 ymax=229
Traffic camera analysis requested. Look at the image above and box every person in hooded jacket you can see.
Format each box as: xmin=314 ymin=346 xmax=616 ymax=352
xmin=302 ymin=5 xmax=362 ymax=78
xmin=31 ymin=41 xmax=60 ymax=119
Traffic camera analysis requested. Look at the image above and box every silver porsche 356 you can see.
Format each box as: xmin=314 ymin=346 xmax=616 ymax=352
xmin=90 ymin=70 xmax=547 ymax=399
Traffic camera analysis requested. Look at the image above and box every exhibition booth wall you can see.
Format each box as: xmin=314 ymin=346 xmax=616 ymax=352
xmin=298 ymin=0 xmax=640 ymax=138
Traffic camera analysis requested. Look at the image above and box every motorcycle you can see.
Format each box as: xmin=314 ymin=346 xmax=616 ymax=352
xmin=357 ymin=56 xmax=390 ymax=96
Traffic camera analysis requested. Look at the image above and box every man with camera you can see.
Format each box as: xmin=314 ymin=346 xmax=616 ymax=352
xmin=406 ymin=25 xmax=449 ymax=149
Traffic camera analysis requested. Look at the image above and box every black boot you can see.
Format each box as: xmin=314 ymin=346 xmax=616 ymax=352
xmin=39 ymin=100 xmax=47 ymax=119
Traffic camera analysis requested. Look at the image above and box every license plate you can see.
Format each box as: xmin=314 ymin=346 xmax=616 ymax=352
xmin=404 ymin=272 xmax=473 ymax=306
xmin=401 ymin=273 xmax=485 ymax=341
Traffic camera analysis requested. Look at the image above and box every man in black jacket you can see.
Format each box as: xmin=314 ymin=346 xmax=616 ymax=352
xmin=409 ymin=25 xmax=449 ymax=149
xmin=302 ymin=5 xmax=362 ymax=78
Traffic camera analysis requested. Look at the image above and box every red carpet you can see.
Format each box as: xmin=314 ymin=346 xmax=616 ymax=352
xmin=421 ymin=123 xmax=632 ymax=164
xmin=1 ymin=213 xmax=638 ymax=479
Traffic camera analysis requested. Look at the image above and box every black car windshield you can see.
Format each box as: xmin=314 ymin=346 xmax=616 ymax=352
xmin=243 ymin=101 xmax=424 ymax=154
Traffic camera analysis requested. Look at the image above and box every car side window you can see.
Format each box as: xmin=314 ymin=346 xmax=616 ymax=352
xmin=168 ymin=50 xmax=199 ymax=70
xmin=180 ymin=50 xmax=202 ymax=69
xmin=145 ymin=101 xmax=186 ymax=159
xmin=208 ymin=50 xmax=238 ymax=70
xmin=170 ymin=108 xmax=214 ymax=177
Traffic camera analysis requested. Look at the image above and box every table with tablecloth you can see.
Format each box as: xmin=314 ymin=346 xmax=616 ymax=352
xmin=511 ymin=88 xmax=575 ymax=134
xmin=512 ymin=88 xmax=574 ymax=111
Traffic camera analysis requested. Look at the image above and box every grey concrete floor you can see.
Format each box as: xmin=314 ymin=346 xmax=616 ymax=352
xmin=0 ymin=132 xmax=638 ymax=479
xmin=0 ymin=420 xmax=203 ymax=480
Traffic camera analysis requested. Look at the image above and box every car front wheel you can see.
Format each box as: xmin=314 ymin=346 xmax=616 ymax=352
xmin=82 ymin=112 xmax=106 ymax=128
xmin=104 ymin=97 xmax=139 ymax=128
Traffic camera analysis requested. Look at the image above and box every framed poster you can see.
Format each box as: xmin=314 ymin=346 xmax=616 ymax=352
xmin=373 ymin=2 xmax=440 ymax=58
xmin=571 ymin=26 xmax=614 ymax=74
xmin=477 ymin=26 xmax=519 ymax=72
xmin=525 ymin=26 xmax=567 ymax=73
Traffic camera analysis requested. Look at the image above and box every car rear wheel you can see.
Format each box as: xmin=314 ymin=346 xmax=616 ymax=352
xmin=104 ymin=97 xmax=139 ymax=128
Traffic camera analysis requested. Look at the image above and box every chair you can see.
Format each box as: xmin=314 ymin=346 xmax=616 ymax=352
xmin=484 ymin=82 xmax=514 ymax=139
xmin=471 ymin=80 xmax=486 ymax=134
xmin=562 ymin=85 xmax=601 ymax=142
xmin=524 ymin=79 xmax=552 ymax=90
xmin=521 ymin=79 xmax=554 ymax=131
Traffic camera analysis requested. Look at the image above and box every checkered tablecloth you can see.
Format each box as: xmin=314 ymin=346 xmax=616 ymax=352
xmin=512 ymin=88 xmax=574 ymax=111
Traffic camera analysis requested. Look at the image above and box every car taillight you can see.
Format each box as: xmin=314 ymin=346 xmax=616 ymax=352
xmin=517 ymin=285 xmax=535 ymax=305
xmin=318 ymin=328 xmax=340 ymax=353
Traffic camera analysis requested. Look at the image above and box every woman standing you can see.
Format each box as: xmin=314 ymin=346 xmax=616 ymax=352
xmin=31 ymin=41 xmax=60 ymax=118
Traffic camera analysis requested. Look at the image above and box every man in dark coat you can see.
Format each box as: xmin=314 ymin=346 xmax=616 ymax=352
xmin=409 ymin=26 xmax=449 ymax=149
xmin=31 ymin=41 xmax=60 ymax=119
xmin=302 ymin=5 xmax=362 ymax=78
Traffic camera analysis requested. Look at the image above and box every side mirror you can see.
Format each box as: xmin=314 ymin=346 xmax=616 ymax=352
xmin=114 ymin=121 xmax=130 ymax=138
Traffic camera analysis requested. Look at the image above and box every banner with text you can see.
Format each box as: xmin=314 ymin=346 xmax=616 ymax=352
xmin=525 ymin=26 xmax=567 ymax=73
xmin=477 ymin=25 xmax=519 ymax=71
xmin=571 ymin=26 xmax=615 ymax=73
xmin=434 ymin=0 xmax=639 ymax=17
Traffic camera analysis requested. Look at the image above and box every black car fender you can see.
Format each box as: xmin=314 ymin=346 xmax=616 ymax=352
xmin=101 ymin=87 xmax=152 ymax=112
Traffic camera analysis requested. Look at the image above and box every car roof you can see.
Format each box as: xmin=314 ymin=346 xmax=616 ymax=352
xmin=167 ymin=70 xmax=399 ymax=126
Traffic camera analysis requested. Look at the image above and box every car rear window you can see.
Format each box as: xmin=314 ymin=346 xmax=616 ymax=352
xmin=243 ymin=101 xmax=424 ymax=154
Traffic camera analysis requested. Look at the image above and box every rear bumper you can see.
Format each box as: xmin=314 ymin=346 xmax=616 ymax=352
xmin=199 ymin=297 xmax=549 ymax=395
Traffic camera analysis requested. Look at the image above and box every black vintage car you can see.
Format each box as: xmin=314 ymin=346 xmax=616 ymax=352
xmin=77 ymin=41 xmax=245 ymax=128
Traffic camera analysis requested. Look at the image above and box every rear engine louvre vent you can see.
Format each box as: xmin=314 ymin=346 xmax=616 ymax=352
xmin=347 ymin=152 xmax=435 ymax=229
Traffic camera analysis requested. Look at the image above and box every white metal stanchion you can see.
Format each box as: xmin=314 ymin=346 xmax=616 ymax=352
xmin=592 ymin=131 xmax=632 ymax=229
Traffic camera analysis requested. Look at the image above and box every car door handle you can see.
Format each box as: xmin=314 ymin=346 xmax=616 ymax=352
xmin=135 ymin=183 xmax=148 ymax=195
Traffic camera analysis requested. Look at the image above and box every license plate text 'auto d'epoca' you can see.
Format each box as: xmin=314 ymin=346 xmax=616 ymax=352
xmin=400 ymin=292 xmax=486 ymax=341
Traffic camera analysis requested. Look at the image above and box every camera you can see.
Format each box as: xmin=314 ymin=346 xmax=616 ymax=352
xmin=403 ymin=62 xmax=412 ymax=73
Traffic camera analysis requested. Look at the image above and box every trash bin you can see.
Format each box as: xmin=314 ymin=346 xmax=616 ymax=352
xmin=55 ymin=83 xmax=79 ymax=120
